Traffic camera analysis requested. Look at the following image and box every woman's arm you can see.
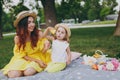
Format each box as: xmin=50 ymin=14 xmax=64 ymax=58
xmin=43 ymin=27 xmax=55 ymax=40
xmin=41 ymin=27 xmax=55 ymax=53
xmin=66 ymin=46 xmax=71 ymax=65
xmin=23 ymin=56 xmax=47 ymax=68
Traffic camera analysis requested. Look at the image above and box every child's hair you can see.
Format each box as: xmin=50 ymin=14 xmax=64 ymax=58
xmin=54 ymin=23 xmax=71 ymax=42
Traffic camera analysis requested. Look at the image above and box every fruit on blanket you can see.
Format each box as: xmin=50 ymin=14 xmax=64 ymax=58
xmin=93 ymin=53 xmax=101 ymax=58
xmin=92 ymin=64 xmax=98 ymax=70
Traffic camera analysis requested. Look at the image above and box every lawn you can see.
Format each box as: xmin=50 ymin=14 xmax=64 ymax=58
xmin=0 ymin=27 xmax=120 ymax=69
xmin=70 ymin=27 xmax=120 ymax=57
xmin=0 ymin=35 xmax=14 ymax=69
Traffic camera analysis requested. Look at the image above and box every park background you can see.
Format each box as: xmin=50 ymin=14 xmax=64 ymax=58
xmin=0 ymin=0 xmax=120 ymax=69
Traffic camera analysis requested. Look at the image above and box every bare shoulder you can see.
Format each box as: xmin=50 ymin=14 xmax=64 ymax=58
xmin=14 ymin=36 xmax=19 ymax=44
xmin=38 ymin=30 xmax=43 ymax=39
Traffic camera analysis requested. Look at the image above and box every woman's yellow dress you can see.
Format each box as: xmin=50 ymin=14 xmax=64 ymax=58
xmin=2 ymin=38 xmax=51 ymax=75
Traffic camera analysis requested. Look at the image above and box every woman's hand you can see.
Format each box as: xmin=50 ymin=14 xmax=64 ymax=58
xmin=23 ymin=56 xmax=47 ymax=68
xmin=36 ymin=60 xmax=47 ymax=68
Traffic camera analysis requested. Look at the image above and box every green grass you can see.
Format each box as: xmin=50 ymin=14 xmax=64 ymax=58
xmin=70 ymin=27 xmax=120 ymax=57
xmin=0 ymin=35 xmax=14 ymax=69
xmin=0 ymin=27 xmax=120 ymax=69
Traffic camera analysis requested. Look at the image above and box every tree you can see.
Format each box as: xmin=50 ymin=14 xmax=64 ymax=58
xmin=0 ymin=0 xmax=3 ymax=39
xmin=56 ymin=1 xmax=71 ymax=22
xmin=12 ymin=1 xmax=29 ymax=16
xmin=114 ymin=10 xmax=120 ymax=36
xmin=41 ymin=0 xmax=57 ymax=27
xmin=56 ymin=0 xmax=83 ymax=22
xmin=87 ymin=0 xmax=101 ymax=20
xmin=100 ymin=7 xmax=111 ymax=20
xmin=0 ymin=0 xmax=58 ymax=39
xmin=100 ymin=0 xmax=118 ymax=20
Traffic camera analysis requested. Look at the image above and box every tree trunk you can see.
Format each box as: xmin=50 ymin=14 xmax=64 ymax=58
xmin=114 ymin=10 xmax=120 ymax=36
xmin=0 ymin=0 xmax=3 ymax=39
xmin=41 ymin=0 xmax=58 ymax=27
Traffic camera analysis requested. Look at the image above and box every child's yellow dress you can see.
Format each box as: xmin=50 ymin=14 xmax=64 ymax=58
xmin=2 ymin=38 xmax=51 ymax=75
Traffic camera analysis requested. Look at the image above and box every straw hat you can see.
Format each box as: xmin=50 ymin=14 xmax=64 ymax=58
xmin=55 ymin=23 xmax=71 ymax=37
xmin=14 ymin=11 xmax=37 ymax=27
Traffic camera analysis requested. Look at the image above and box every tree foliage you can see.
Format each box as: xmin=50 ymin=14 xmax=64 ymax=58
xmin=86 ymin=0 xmax=101 ymax=20
xmin=100 ymin=0 xmax=118 ymax=20
xmin=0 ymin=0 xmax=119 ymax=37
xmin=100 ymin=7 xmax=111 ymax=20
xmin=2 ymin=1 xmax=29 ymax=32
xmin=12 ymin=1 xmax=29 ymax=17
xmin=56 ymin=0 xmax=118 ymax=22
xmin=56 ymin=1 xmax=70 ymax=22
xmin=56 ymin=0 xmax=83 ymax=23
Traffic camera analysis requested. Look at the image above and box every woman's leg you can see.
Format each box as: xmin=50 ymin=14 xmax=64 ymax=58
xmin=23 ymin=67 xmax=37 ymax=76
xmin=7 ymin=70 xmax=23 ymax=78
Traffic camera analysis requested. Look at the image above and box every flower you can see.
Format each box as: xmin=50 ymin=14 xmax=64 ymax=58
xmin=111 ymin=58 xmax=119 ymax=70
xmin=117 ymin=64 xmax=120 ymax=71
xmin=97 ymin=58 xmax=120 ymax=71
xmin=106 ymin=62 xmax=114 ymax=71
xmin=83 ymin=52 xmax=120 ymax=71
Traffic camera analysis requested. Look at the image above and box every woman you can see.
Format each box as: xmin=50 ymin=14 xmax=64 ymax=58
xmin=2 ymin=11 xmax=51 ymax=78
